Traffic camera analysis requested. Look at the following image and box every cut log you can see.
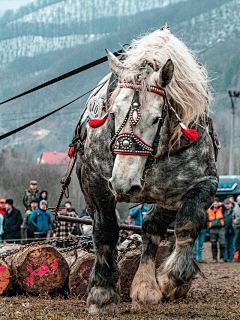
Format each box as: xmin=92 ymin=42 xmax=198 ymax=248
xmin=117 ymin=236 xmax=171 ymax=302
xmin=0 ymin=244 xmax=23 ymax=296
xmin=11 ymin=244 xmax=69 ymax=294
xmin=0 ymin=260 xmax=11 ymax=295
xmin=117 ymin=234 xmax=142 ymax=302
xmin=117 ymin=247 xmax=141 ymax=302
xmin=61 ymin=249 xmax=95 ymax=298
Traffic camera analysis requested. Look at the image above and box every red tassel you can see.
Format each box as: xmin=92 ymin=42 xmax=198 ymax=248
xmin=68 ymin=146 xmax=75 ymax=158
xmin=88 ymin=114 xmax=108 ymax=128
xmin=179 ymin=122 xmax=198 ymax=140
xmin=181 ymin=128 xmax=198 ymax=140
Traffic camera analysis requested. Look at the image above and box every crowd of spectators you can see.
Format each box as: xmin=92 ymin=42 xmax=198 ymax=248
xmin=0 ymin=180 xmax=88 ymax=247
xmin=193 ymin=195 xmax=240 ymax=263
xmin=1 ymin=182 xmax=240 ymax=262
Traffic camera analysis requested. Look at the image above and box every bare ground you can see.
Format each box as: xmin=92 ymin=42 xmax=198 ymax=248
xmin=0 ymin=242 xmax=239 ymax=320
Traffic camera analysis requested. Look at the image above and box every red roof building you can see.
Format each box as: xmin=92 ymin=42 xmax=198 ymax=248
xmin=39 ymin=152 xmax=68 ymax=165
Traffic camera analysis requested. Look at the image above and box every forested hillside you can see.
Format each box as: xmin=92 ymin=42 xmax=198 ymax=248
xmin=0 ymin=0 xmax=239 ymax=174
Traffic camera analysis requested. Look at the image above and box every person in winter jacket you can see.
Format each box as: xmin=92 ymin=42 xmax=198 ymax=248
xmin=69 ymin=208 xmax=81 ymax=236
xmin=223 ymin=199 xmax=235 ymax=261
xmin=24 ymin=198 xmax=39 ymax=242
xmin=30 ymin=200 xmax=52 ymax=239
xmin=3 ymin=199 xmax=23 ymax=243
xmin=23 ymin=180 xmax=39 ymax=210
xmin=233 ymin=195 xmax=240 ymax=261
xmin=207 ymin=197 xmax=225 ymax=262
xmin=53 ymin=204 xmax=73 ymax=248
xmin=129 ymin=204 xmax=148 ymax=226
xmin=38 ymin=189 xmax=48 ymax=203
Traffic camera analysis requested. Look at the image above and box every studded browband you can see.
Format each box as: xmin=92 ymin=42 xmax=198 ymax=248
xmin=119 ymin=81 xmax=166 ymax=96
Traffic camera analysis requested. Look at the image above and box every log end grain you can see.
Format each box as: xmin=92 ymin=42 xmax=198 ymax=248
xmin=11 ymin=244 xmax=69 ymax=294
xmin=0 ymin=260 xmax=11 ymax=295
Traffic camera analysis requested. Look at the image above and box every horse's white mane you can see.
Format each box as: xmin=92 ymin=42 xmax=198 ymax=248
xmin=114 ymin=26 xmax=212 ymax=149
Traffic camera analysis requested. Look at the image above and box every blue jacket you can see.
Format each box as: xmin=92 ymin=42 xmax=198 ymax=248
xmin=30 ymin=208 xmax=52 ymax=233
xmin=130 ymin=205 xmax=148 ymax=226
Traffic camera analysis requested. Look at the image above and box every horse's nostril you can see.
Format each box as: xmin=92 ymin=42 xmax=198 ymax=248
xmin=128 ymin=185 xmax=142 ymax=196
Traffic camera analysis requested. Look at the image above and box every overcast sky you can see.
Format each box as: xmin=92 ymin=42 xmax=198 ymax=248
xmin=0 ymin=0 xmax=34 ymax=16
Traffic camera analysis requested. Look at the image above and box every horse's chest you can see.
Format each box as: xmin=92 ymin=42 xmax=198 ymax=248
xmin=143 ymin=152 xmax=210 ymax=209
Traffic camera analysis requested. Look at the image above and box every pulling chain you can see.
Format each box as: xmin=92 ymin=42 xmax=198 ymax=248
xmin=0 ymin=234 xmax=142 ymax=262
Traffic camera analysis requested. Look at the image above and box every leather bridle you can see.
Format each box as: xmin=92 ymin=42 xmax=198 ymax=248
xmin=110 ymin=81 xmax=168 ymax=157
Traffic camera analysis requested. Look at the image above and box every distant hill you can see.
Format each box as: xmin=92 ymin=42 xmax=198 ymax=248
xmin=0 ymin=0 xmax=239 ymax=169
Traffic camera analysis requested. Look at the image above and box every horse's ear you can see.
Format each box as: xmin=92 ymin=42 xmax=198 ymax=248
xmin=160 ymin=59 xmax=174 ymax=87
xmin=106 ymin=49 xmax=124 ymax=78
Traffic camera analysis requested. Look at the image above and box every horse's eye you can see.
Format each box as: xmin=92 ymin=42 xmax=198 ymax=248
xmin=152 ymin=117 xmax=159 ymax=125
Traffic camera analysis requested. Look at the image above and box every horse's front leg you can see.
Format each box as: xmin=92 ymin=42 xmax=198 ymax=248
xmin=131 ymin=205 xmax=176 ymax=308
xmin=86 ymin=181 xmax=120 ymax=316
xmin=157 ymin=179 xmax=217 ymax=300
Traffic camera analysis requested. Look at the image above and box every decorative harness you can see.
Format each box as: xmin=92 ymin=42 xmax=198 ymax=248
xmin=88 ymin=79 xmax=198 ymax=158
xmin=110 ymin=82 xmax=167 ymax=156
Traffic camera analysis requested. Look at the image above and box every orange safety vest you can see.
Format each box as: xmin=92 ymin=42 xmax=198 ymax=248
xmin=207 ymin=207 xmax=225 ymax=229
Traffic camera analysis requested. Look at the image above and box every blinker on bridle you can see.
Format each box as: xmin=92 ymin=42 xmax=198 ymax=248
xmin=88 ymin=81 xmax=198 ymax=156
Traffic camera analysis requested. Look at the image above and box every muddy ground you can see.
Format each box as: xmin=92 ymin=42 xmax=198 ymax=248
xmin=0 ymin=242 xmax=239 ymax=320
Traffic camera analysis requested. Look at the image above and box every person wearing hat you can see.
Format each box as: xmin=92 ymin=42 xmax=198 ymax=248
xmin=29 ymin=200 xmax=52 ymax=240
xmin=3 ymin=199 xmax=23 ymax=243
xmin=207 ymin=197 xmax=225 ymax=262
xmin=23 ymin=198 xmax=39 ymax=243
xmin=38 ymin=189 xmax=48 ymax=203
xmin=223 ymin=198 xmax=235 ymax=262
xmin=23 ymin=180 xmax=39 ymax=210
xmin=0 ymin=199 xmax=6 ymax=217
xmin=226 ymin=195 xmax=237 ymax=208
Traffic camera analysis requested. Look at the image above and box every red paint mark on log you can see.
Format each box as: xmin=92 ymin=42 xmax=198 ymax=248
xmin=26 ymin=260 xmax=59 ymax=278
xmin=27 ymin=277 xmax=34 ymax=284
xmin=80 ymin=266 xmax=90 ymax=274
xmin=0 ymin=267 xmax=6 ymax=272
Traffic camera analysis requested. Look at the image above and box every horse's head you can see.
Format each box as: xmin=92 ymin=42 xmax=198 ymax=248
xmin=107 ymin=50 xmax=174 ymax=200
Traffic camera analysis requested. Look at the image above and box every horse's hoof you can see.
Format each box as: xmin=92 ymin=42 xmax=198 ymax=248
xmin=131 ymin=264 xmax=162 ymax=307
xmin=87 ymin=286 xmax=120 ymax=315
xmin=88 ymin=303 xmax=119 ymax=316
xmin=131 ymin=281 xmax=162 ymax=308
xmin=157 ymin=273 xmax=192 ymax=300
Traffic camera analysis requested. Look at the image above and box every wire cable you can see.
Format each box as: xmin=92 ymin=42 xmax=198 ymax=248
xmin=0 ymin=80 xmax=108 ymax=141
xmin=0 ymin=49 xmax=122 ymax=106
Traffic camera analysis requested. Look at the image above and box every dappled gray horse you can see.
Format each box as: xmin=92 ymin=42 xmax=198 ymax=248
xmin=75 ymin=25 xmax=219 ymax=315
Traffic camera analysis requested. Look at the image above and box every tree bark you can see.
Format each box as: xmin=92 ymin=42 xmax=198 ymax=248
xmin=117 ymin=234 xmax=142 ymax=302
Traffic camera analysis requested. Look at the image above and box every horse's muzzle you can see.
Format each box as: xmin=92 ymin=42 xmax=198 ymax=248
xmin=108 ymin=178 xmax=142 ymax=199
